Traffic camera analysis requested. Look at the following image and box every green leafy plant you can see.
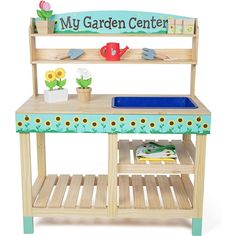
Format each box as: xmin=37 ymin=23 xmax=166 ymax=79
xmin=76 ymin=76 xmax=92 ymax=89
xmin=76 ymin=68 xmax=92 ymax=89
xmin=37 ymin=1 xmax=53 ymax=20
xmin=45 ymin=68 xmax=67 ymax=90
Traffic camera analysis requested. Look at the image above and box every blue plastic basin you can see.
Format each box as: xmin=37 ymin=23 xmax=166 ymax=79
xmin=112 ymin=96 xmax=198 ymax=109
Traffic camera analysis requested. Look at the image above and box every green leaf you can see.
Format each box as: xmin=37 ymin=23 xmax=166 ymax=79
xmin=60 ymin=79 xmax=67 ymax=87
xmin=41 ymin=10 xmax=53 ymax=19
xmin=76 ymin=78 xmax=92 ymax=88
xmin=37 ymin=10 xmax=43 ymax=19
xmin=45 ymin=80 xmax=57 ymax=90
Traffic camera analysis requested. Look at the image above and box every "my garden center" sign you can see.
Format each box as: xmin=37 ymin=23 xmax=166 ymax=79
xmin=50 ymin=11 xmax=192 ymax=34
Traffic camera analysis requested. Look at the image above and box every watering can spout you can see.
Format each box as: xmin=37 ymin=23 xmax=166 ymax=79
xmin=120 ymin=46 xmax=129 ymax=57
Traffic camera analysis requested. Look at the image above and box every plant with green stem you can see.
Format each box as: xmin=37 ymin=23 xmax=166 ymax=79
xmin=37 ymin=1 xmax=53 ymax=21
xmin=76 ymin=68 xmax=92 ymax=89
xmin=45 ymin=68 xmax=67 ymax=91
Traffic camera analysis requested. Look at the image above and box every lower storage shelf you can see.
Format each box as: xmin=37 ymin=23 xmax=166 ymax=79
xmin=32 ymin=174 xmax=194 ymax=217
xmin=118 ymin=139 xmax=195 ymax=174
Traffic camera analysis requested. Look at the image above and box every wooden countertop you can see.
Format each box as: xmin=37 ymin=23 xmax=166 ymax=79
xmin=16 ymin=94 xmax=211 ymax=115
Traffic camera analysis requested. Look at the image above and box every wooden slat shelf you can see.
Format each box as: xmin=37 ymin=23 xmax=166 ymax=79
xmin=32 ymin=174 xmax=193 ymax=214
xmin=118 ymin=139 xmax=195 ymax=174
xmin=31 ymin=33 xmax=197 ymax=37
xmin=32 ymin=48 xmax=196 ymax=65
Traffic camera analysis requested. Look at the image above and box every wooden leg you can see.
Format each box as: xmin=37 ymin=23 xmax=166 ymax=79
xmin=108 ymin=134 xmax=118 ymax=217
xmin=192 ymin=218 xmax=202 ymax=236
xmin=36 ymin=133 xmax=46 ymax=177
xmin=23 ymin=216 xmax=34 ymax=234
xmin=190 ymin=64 xmax=196 ymax=96
xmin=183 ymin=134 xmax=191 ymax=142
xmin=20 ymin=133 xmax=34 ymax=233
xmin=193 ymin=135 xmax=207 ymax=217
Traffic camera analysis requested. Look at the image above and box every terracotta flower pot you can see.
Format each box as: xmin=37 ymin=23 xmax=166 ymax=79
xmin=76 ymin=87 xmax=92 ymax=102
xmin=36 ymin=20 xmax=55 ymax=35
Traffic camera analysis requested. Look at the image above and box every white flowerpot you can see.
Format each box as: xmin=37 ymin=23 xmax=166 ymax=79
xmin=44 ymin=89 xmax=68 ymax=103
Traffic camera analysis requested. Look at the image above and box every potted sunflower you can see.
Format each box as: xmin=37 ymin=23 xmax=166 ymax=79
xmin=36 ymin=1 xmax=55 ymax=34
xmin=76 ymin=68 xmax=92 ymax=102
xmin=44 ymin=68 xmax=68 ymax=103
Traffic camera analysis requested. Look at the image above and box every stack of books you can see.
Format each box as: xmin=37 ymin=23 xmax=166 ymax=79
xmin=135 ymin=142 xmax=177 ymax=161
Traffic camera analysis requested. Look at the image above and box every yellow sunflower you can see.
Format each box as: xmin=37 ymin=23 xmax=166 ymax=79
xmin=45 ymin=120 xmax=51 ymax=126
xmin=55 ymin=68 xmax=65 ymax=79
xmin=101 ymin=116 xmax=107 ymax=122
xmin=91 ymin=121 xmax=98 ymax=128
xmin=140 ymin=118 xmax=146 ymax=124
xmin=35 ymin=118 xmax=41 ymax=124
xmin=159 ymin=116 xmax=165 ymax=122
xmin=73 ymin=116 xmax=79 ymax=122
xmin=196 ymin=116 xmax=202 ymax=122
xmin=187 ymin=120 xmax=193 ymax=126
xmin=17 ymin=121 xmax=23 ymax=127
xmin=45 ymin=70 xmax=56 ymax=82
xmin=177 ymin=117 xmax=183 ymax=123
xmin=130 ymin=121 xmax=136 ymax=127
xmin=149 ymin=122 xmax=156 ymax=128
xmin=169 ymin=120 xmax=175 ymax=126
xmin=65 ymin=121 xmax=71 ymax=127
xmin=82 ymin=118 xmax=88 ymax=124
xmin=24 ymin=115 xmax=30 ymax=122
xmin=202 ymin=123 xmax=209 ymax=129
xmin=110 ymin=121 xmax=116 ymax=126
xmin=119 ymin=116 xmax=125 ymax=122
xmin=55 ymin=116 xmax=61 ymax=122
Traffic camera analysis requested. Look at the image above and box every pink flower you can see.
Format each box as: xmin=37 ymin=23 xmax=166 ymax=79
xmin=39 ymin=1 xmax=45 ymax=9
xmin=42 ymin=2 xmax=51 ymax=11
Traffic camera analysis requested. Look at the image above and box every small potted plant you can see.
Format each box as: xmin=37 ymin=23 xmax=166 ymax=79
xmin=76 ymin=68 xmax=92 ymax=102
xmin=44 ymin=68 xmax=68 ymax=103
xmin=36 ymin=1 xmax=54 ymax=34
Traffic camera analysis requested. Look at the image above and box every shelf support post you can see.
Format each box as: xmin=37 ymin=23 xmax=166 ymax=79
xmin=20 ymin=133 xmax=34 ymax=234
xmin=190 ymin=20 xmax=199 ymax=97
xmin=192 ymin=134 xmax=206 ymax=235
xmin=108 ymin=134 xmax=118 ymax=217
xmin=29 ymin=18 xmax=38 ymax=96
xmin=36 ymin=133 xmax=46 ymax=177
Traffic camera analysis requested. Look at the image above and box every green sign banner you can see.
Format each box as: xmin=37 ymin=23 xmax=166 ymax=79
xmin=47 ymin=11 xmax=192 ymax=34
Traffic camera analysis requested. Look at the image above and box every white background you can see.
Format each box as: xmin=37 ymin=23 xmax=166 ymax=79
xmin=0 ymin=0 xmax=235 ymax=235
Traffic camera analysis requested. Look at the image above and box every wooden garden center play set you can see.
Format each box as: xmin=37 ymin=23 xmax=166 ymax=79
xmin=16 ymin=2 xmax=211 ymax=235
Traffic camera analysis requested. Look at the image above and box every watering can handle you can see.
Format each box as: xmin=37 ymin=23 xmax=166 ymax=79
xmin=100 ymin=46 xmax=107 ymax=58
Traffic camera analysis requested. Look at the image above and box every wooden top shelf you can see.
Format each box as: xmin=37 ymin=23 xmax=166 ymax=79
xmin=32 ymin=49 xmax=196 ymax=65
xmin=31 ymin=33 xmax=196 ymax=38
xmin=16 ymin=94 xmax=210 ymax=115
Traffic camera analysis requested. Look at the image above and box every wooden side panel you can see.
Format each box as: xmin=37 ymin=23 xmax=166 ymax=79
xmin=64 ymin=175 xmax=82 ymax=208
xmin=145 ymin=175 xmax=161 ymax=209
xmin=34 ymin=175 xmax=57 ymax=208
xmin=132 ymin=175 xmax=145 ymax=209
xmin=48 ymin=175 xmax=70 ymax=208
xmin=118 ymin=140 xmax=131 ymax=164
xmin=170 ymin=175 xmax=191 ymax=209
xmin=95 ymin=175 xmax=108 ymax=208
xmin=119 ymin=175 xmax=130 ymax=209
xmin=157 ymin=175 xmax=176 ymax=209
xmin=80 ymin=175 xmax=95 ymax=208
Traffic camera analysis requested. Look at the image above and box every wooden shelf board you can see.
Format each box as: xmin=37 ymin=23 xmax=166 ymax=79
xmin=32 ymin=48 xmax=196 ymax=65
xmin=118 ymin=139 xmax=195 ymax=174
xmin=16 ymin=94 xmax=211 ymax=115
xmin=31 ymin=33 xmax=196 ymax=38
xmin=32 ymin=174 xmax=193 ymax=214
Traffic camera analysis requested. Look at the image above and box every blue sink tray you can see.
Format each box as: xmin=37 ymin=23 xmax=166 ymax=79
xmin=112 ymin=96 xmax=198 ymax=109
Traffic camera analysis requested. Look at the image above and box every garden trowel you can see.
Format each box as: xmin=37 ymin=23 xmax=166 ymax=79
xmin=56 ymin=49 xmax=84 ymax=60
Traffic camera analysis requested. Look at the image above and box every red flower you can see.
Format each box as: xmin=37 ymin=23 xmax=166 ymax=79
xmin=39 ymin=1 xmax=45 ymax=9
